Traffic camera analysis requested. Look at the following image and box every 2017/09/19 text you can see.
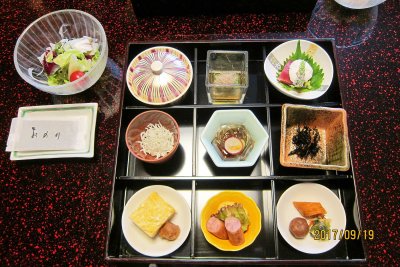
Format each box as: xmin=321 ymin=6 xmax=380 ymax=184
xmin=313 ymin=229 xmax=374 ymax=240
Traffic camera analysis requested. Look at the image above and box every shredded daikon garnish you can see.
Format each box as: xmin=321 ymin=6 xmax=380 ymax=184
xmin=28 ymin=68 xmax=47 ymax=84
xmin=137 ymin=122 xmax=174 ymax=159
xmin=58 ymin=24 xmax=70 ymax=40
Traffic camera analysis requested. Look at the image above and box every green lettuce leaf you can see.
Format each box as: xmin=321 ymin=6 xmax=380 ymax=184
xmin=47 ymin=68 xmax=69 ymax=86
xmin=92 ymin=50 xmax=100 ymax=61
xmin=54 ymin=42 xmax=65 ymax=55
xmin=53 ymin=50 xmax=85 ymax=68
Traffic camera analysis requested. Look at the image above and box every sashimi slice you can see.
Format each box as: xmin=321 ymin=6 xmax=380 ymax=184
xmin=277 ymin=60 xmax=293 ymax=85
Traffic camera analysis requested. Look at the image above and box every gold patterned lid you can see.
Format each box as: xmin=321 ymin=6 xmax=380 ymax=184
xmin=126 ymin=46 xmax=193 ymax=105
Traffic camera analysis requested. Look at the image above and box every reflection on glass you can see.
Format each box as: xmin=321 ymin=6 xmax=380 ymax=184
xmin=308 ymin=0 xmax=379 ymax=48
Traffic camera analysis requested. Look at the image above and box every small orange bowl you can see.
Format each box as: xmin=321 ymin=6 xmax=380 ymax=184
xmin=200 ymin=191 xmax=262 ymax=251
xmin=125 ymin=110 xmax=180 ymax=164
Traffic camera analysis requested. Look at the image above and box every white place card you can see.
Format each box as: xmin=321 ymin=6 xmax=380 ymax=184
xmin=6 ymin=116 xmax=88 ymax=152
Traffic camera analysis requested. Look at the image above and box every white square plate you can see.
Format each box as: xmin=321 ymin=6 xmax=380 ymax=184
xmin=10 ymin=103 xmax=98 ymax=160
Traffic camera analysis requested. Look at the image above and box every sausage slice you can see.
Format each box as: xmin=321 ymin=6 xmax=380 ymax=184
xmin=224 ymin=216 xmax=245 ymax=246
xmin=206 ymin=216 xmax=228 ymax=240
xmin=159 ymin=221 xmax=180 ymax=241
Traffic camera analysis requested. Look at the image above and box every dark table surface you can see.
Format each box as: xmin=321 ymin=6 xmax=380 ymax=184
xmin=1 ymin=0 xmax=398 ymax=266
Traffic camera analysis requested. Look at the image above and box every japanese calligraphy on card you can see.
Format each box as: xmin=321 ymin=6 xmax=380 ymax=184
xmin=6 ymin=117 xmax=88 ymax=152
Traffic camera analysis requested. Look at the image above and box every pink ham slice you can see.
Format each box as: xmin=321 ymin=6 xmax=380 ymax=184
xmin=206 ymin=216 xmax=228 ymax=240
xmin=277 ymin=60 xmax=293 ymax=85
xmin=224 ymin=216 xmax=245 ymax=246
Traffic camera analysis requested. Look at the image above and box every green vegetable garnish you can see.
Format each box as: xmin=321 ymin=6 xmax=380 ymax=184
xmin=310 ymin=218 xmax=331 ymax=241
xmin=215 ymin=203 xmax=250 ymax=232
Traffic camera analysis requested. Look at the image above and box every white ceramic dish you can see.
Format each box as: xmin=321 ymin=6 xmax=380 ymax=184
xmin=200 ymin=109 xmax=269 ymax=168
xmin=10 ymin=103 xmax=98 ymax=160
xmin=121 ymin=185 xmax=191 ymax=257
xmin=264 ymin=39 xmax=334 ymax=100
xmin=335 ymin=0 xmax=386 ymax=9
xmin=276 ymin=183 xmax=346 ymax=254
xmin=126 ymin=46 xmax=193 ymax=105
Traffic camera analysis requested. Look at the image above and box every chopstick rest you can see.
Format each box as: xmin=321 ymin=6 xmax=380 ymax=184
xmin=6 ymin=116 xmax=88 ymax=152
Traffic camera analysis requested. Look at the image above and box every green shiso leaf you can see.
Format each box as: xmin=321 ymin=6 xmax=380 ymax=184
xmin=277 ymin=40 xmax=324 ymax=92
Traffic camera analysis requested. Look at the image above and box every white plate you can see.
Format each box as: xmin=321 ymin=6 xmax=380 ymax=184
xmin=276 ymin=183 xmax=346 ymax=254
xmin=121 ymin=185 xmax=191 ymax=257
xmin=335 ymin=0 xmax=386 ymax=9
xmin=264 ymin=39 xmax=334 ymax=100
xmin=10 ymin=103 xmax=98 ymax=160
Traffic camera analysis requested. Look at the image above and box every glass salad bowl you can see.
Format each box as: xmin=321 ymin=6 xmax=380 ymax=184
xmin=13 ymin=9 xmax=108 ymax=95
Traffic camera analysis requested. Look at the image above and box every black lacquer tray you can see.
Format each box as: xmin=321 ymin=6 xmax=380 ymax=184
xmin=105 ymin=40 xmax=367 ymax=265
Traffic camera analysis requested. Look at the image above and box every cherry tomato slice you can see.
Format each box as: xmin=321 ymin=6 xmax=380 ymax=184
xmin=70 ymin=71 xmax=85 ymax=82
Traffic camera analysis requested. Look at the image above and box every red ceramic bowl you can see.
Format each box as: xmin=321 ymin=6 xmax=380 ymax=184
xmin=125 ymin=110 xmax=180 ymax=164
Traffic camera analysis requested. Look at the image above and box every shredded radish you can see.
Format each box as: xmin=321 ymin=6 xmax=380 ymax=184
xmin=58 ymin=24 xmax=69 ymax=39
xmin=28 ymin=68 xmax=47 ymax=84
xmin=137 ymin=122 xmax=174 ymax=159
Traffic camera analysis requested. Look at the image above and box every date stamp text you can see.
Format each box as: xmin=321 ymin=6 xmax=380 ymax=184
xmin=313 ymin=229 xmax=374 ymax=240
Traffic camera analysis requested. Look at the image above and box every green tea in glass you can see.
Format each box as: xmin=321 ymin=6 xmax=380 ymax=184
xmin=206 ymin=50 xmax=248 ymax=104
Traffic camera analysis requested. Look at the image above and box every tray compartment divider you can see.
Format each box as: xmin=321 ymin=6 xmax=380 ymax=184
xmin=266 ymin=105 xmax=275 ymax=176
xmin=270 ymin=179 xmax=279 ymax=259
xmin=192 ymin=108 xmax=198 ymax=177
xmin=190 ymin=179 xmax=196 ymax=258
xmin=262 ymin=45 xmax=271 ymax=105
xmin=194 ymin=47 xmax=198 ymax=105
